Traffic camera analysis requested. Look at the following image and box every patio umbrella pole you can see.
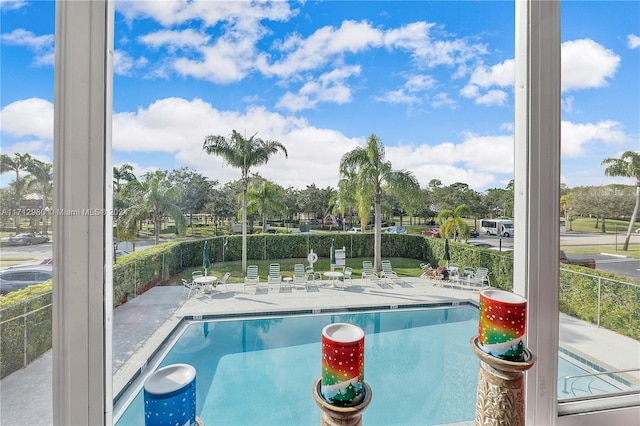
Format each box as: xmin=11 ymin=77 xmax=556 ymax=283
xmin=470 ymin=337 xmax=536 ymax=425
xmin=312 ymin=378 xmax=372 ymax=426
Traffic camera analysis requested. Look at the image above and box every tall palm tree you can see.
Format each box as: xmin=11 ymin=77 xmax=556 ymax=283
xmin=0 ymin=153 xmax=33 ymax=231
xmin=117 ymin=171 xmax=186 ymax=245
xmin=601 ymin=151 xmax=640 ymax=251
xmin=246 ymin=180 xmax=287 ymax=233
xmin=113 ymin=163 xmax=136 ymax=193
xmin=203 ymin=130 xmax=288 ymax=273
xmin=25 ymin=159 xmax=54 ymax=233
xmin=437 ymin=204 xmax=472 ymax=242
xmin=339 ymin=134 xmax=420 ymax=272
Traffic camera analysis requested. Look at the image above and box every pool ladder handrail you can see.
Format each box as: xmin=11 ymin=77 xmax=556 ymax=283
xmin=562 ymin=368 xmax=640 ymax=394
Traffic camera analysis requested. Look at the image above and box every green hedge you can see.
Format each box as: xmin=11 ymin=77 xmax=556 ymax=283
xmin=0 ymin=282 xmax=53 ymax=378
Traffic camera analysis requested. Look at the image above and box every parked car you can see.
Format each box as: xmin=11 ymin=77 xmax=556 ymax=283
xmin=469 ymin=228 xmax=479 ymax=237
xmin=421 ymin=228 xmax=441 ymax=238
xmin=0 ymin=264 xmax=53 ymax=294
xmin=560 ymin=250 xmax=596 ymax=269
xmin=348 ymin=227 xmax=362 ymax=233
xmin=7 ymin=232 xmax=50 ymax=246
xmin=386 ymin=226 xmax=407 ymax=234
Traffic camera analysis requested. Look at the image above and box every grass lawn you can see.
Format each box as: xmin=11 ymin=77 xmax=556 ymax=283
xmin=174 ymin=257 xmax=426 ymax=285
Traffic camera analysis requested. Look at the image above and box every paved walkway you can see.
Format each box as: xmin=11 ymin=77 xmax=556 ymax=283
xmin=2 ymin=277 xmax=638 ymax=425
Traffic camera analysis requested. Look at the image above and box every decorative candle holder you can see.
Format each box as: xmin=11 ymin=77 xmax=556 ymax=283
xmin=313 ymin=377 xmax=372 ymax=426
xmin=478 ymin=289 xmax=527 ymax=361
xmin=321 ymin=323 xmax=365 ymax=406
xmin=471 ymin=336 xmax=536 ymax=426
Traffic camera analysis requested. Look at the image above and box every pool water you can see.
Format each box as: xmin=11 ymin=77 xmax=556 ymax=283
xmin=114 ymin=306 xmax=627 ymax=425
xmin=115 ymin=306 xmax=480 ymax=425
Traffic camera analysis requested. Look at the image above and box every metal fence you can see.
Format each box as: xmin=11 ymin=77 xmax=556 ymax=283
xmin=0 ymin=291 xmax=53 ymax=378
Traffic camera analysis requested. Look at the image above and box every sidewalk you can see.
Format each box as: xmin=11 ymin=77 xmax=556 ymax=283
xmin=2 ymin=278 xmax=638 ymax=426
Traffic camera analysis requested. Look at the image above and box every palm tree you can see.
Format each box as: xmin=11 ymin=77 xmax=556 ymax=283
xmin=25 ymin=159 xmax=53 ymax=233
xmin=0 ymin=153 xmax=33 ymax=231
xmin=117 ymin=171 xmax=186 ymax=245
xmin=601 ymin=151 xmax=640 ymax=251
xmin=246 ymin=180 xmax=287 ymax=232
xmin=113 ymin=163 xmax=136 ymax=193
xmin=437 ymin=204 xmax=472 ymax=242
xmin=339 ymin=134 xmax=420 ymax=272
xmin=203 ymin=130 xmax=288 ymax=273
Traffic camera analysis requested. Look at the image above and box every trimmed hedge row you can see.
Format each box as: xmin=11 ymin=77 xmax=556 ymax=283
xmin=0 ymin=284 xmax=52 ymax=378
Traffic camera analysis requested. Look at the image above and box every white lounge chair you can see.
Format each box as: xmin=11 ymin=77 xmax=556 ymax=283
xmin=362 ymin=261 xmax=384 ymax=287
xmin=268 ymin=263 xmax=290 ymax=292
xmin=244 ymin=265 xmax=264 ymax=294
xmin=381 ymin=260 xmax=409 ymax=287
xmin=215 ymin=272 xmax=231 ymax=291
xmin=293 ymin=264 xmax=306 ymax=289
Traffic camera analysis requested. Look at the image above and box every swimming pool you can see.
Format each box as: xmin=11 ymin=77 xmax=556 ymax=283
xmin=113 ymin=304 xmax=631 ymax=425
xmin=115 ymin=305 xmax=481 ymax=425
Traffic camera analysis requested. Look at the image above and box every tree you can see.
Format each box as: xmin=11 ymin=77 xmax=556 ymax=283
xmin=167 ymin=167 xmax=217 ymax=226
xmin=25 ymin=159 xmax=53 ymax=233
xmin=246 ymin=180 xmax=287 ymax=232
xmin=0 ymin=153 xmax=33 ymax=231
xmin=601 ymin=151 xmax=640 ymax=250
xmin=339 ymin=134 xmax=419 ymax=272
xmin=437 ymin=204 xmax=472 ymax=241
xmin=113 ymin=163 xmax=136 ymax=193
xmin=202 ymin=130 xmax=288 ymax=273
xmin=117 ymin=171 xmax=186 ymax=245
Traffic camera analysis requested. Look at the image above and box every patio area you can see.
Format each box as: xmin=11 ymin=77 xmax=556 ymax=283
xmin=1 ymin=276 xmax=638 ymax=426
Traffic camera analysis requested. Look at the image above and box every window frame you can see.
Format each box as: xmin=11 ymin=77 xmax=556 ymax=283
xmin=52 ymin=1 xmax=638 ymax=424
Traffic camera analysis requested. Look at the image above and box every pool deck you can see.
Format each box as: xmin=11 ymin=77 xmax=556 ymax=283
xmin=2 ymin=277 xmax=639 ymax=425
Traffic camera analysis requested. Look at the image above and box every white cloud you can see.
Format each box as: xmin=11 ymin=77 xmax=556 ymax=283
xmin=276 ymin=66 xmax=361 ymax=111
xmin=117 ymin=0 xmax=296 ymax=28
xmin=112 ymin=97 xmax=361 ymax=188
xmin=561 ymin=120 xmax=628 ymax=157
xmin=627 ymin=34 xmax=640 ymax=49
xmin=1 ymin=29 xmax=54 ymax=66
xmin=138 ymin=29 xmax=211 ymax=50
xmin=561 ymin=95 xmax=575 ymax=113
xmin=0 ymin=0 xmax=27 ymax=12
xmin=430 ymin=92 xmax=456 ymax=109
xmin=374 ymin=74 xmax=435 ymax=106
xmin=113 ymin=50 xmax=148 ymax=76
xmin=475 ymin=90 xmax=508 ymax=106
xmin=258 ymin=20 xmax=382 ymax=78
xmin=373 ymin=90 xmax=421 ymax=105
xmin=561 ymin=39 xmax=620 ymax=92
xmin=0 ymin=98 xmax=53 ymax=140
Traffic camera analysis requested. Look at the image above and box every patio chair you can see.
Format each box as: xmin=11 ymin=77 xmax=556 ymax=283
xmin=467 ymin=267 xmax=490 ymax=289
xmin=446 ymin=264 xmax=460 ymax=288
xmin=268 ymin=263 xmax=289 ymax=292
xmin=305 ymin=265 xmax=321 ymax=282
xmin=182 ymin=278 xmax=199 ymax=298
xmin=381 ymin=260 xmax=409 ymax=287
xmin=362 ymin=261 xmax=384 ymax=287
xmin=192 ymin=270 xmax=204 ymax=280
xmin=244 ymin=265 xmax=264 ymax=294
xmin=337 ymin=266 xmax=353 ymax=288
xmin=215 ymin=272 xmax=231 ymax=291
xmin=293 ymin=264 xmax=307 ymax=289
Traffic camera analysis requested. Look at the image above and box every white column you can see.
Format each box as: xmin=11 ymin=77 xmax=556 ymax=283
xmin=513 ymin=1 xmax=561 ymax=424
xmin=53 ymin=1 xmax=114 ymax=424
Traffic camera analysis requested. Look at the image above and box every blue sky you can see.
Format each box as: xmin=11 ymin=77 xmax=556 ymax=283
xmin=1 ymin=0 xmax=638 ymax=192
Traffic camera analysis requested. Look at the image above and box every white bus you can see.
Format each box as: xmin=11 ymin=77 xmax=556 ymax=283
xmin=480 ymin=219 xmax=514 ymax=237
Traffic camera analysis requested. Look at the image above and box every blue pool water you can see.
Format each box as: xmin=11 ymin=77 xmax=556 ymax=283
xmin=114 ymin=305 xmax=628 ymax=425
xmin=115 ymin=306 xmax=481 ymax=425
